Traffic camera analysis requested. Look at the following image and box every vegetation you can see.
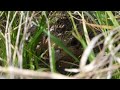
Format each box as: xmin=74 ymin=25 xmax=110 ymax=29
xmin=0 ymin=11 xmax=120 ymax=79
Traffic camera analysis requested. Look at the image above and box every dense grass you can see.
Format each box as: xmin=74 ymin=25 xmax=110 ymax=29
xmin=0 ymin=11 xmax=120 ymax=79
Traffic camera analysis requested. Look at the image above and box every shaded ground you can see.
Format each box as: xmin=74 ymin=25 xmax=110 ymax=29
xmin=26 ymin=11 xmax=102 ymax=75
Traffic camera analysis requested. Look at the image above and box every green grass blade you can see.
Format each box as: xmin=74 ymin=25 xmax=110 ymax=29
xmin=106 ymin=11 xmax=119 ymax=27
xmin=83 ymin=11 xmax=98 ymax=24
xmin=24 ymin=14 xmax=47 ymax=69
xmin=68 ymin=11 xmax=95 ymax=62
xmin=81 ymin=12 xmax=95 ymax=61
xmin=67 ymin=11 xmax=87 ymax=49
xmin=43 ymin=30 xmax=79 ymax=62
xmin=28 ymin=15 xmax=46 ymax=49
xmin=50 ymin=46 xmax=56 ymax=72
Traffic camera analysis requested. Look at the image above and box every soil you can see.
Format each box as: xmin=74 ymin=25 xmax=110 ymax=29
xmin=48 ymin=13 xmax=82 ymax=75
xmin=27 ymin=11 xmax=102 ymax=75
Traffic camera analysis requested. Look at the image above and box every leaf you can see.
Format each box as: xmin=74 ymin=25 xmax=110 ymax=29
xmin=43 ymin=30 xmax=79 ymax=62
